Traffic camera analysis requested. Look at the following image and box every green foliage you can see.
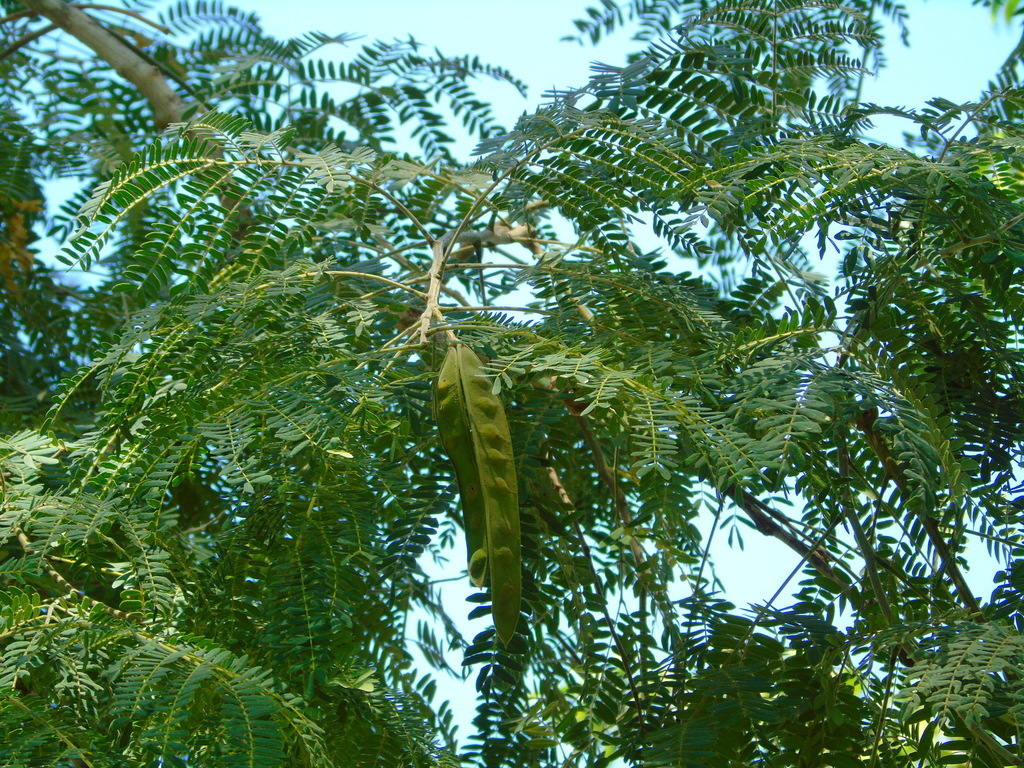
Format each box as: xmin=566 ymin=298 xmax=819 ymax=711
xmin=3 ymin=0 xmax=1024 ymax=766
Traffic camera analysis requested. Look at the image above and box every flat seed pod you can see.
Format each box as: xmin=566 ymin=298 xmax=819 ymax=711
xmin=433 ymin=344 xmax=521 ymax=646
xmin=435 ymin=345 xmax=489 ymax=586
xmin=454 ymin=345 xmax=521 ymax=647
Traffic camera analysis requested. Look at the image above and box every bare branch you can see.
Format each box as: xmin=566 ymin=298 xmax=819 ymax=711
xmin=17 ymin=0 xmax=186 ymax=128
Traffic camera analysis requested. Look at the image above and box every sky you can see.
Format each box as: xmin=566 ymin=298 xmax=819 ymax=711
xmin=233 ymin=0 xmax=1018 ymax=146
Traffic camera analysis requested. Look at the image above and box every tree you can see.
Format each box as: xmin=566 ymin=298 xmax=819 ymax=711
xmin=3 ymin=0 xmax=1024 ymax=764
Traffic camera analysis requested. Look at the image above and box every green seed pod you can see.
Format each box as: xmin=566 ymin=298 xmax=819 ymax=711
xmin=469 ymin=548 xmax=489 ymax=586
xmin=490 ymin=546 xmax=520 ymax=644
xmin=455 ymin=345 xmax=521 ymax=647
xmin=435 ymin=345 xmax=489 ymax=587
xmin=434 ymin=343 xmax=521 ymax=646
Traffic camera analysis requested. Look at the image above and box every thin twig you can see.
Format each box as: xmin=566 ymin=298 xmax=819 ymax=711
xmin=546 ymin=465 xmax=646 ymax=734
xmin=438 ymin=304 xmax=555 ymax=316
xmin=0 ymin=21 xmax=56 ymax=61
xmin=5 ymin=697 xmax=95 ymax=767
xmin=415 ymin=222 xmax=539 ymax=343
xmin=968 ymin=721 xmax=1024 ymax=767
xmin=937 ymin=210 xmax=1024 ymax=258
xmin=0 ymin=7 xmax=36 ymax=24
xmin=2 ymin=2 xmax=168 ymax=31
xmin=16 ymin=531 xmax=135 ymax=622
xmin=361 ymin=180 xmax=434 ymax=246
xmin=73 ymin=4 xmax=170 ymax=33
xmin=867 ymin=649 xmax=898 ymax=768
xmin=318 ymin=269 xmax=428 ymax=299
xmin=180 ymin=509 xmax=228 ymax=535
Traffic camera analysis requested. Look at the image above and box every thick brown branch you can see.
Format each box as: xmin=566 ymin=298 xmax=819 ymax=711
xmin=726 ymin=486 xmax=855 ymax=597
xmin=18 ymin=0 xmax=186 ymax=128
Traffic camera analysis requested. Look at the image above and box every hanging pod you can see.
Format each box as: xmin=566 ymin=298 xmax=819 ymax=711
xmin=434 ymin=343 xmax=521 ymax=646
xmin=434 ymin=345 xmax=489 ymax=586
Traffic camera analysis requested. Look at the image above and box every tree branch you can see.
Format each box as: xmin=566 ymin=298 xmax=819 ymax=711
xmin=16 ymin=531 xmax=135 ymax=622
xmin=17 ymin=0 xmax=186 ymax=128
xmin=855 ymin=407 xmax=981 ymax=616
xmin=726 ymin=486 xmax=856 ymax=597
xmin=0 ymin=21 xmax=55 ymax=61
xmin=417 ymin=232 xmax=456 ymax=344
xmin=416 ymin=221 xmax=542 ymax=344
xmin=0 ymin=7 xmax=36 ymax=23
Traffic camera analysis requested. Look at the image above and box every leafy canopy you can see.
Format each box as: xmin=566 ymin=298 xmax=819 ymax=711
xmin=4 ymin=0 xmax=1024 ymax=766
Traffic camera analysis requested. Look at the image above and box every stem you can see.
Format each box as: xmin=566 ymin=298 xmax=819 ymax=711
xmin=546 ymin=465 xmax=646 ymax=733
xmin=16 ymin=531 xmax=135 ymax=622
xmin=17 ymin=0 xmax=186 ymax=127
